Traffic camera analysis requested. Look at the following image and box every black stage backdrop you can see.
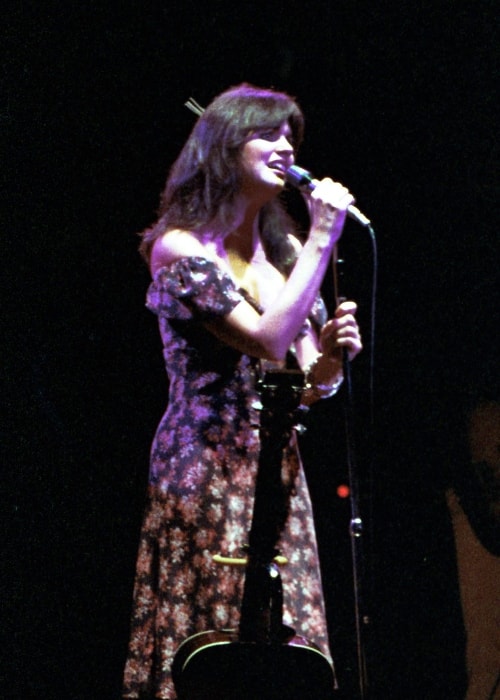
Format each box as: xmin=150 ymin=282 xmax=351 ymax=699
xmin=3 ymin=2 xmax=498 ymax=699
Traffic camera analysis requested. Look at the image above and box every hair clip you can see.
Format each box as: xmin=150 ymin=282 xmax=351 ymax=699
xmin=184 ymin=97 xmax=205 ymax=117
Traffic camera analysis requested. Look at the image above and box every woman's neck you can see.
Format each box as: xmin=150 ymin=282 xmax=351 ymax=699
xmin=223 ymin=195 xmax=263 ymax=260
xmin=224 ymin=224 xmax=260 ymax=262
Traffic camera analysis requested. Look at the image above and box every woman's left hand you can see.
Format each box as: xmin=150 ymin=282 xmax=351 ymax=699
xmin=319 ymin=300 xmax=362 ymax=362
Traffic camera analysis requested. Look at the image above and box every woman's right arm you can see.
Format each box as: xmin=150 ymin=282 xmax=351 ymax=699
xmin=151 ymin=179 xmax=354 ymax=361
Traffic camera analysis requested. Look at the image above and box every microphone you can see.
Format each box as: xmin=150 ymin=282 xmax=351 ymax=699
xmin=286 ymin=165 xmax=371 ymax=227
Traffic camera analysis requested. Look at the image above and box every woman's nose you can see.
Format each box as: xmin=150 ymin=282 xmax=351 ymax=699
xmin=275 ymin=134 xmax=294 ymax=153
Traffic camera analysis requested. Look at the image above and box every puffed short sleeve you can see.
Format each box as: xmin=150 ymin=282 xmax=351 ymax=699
xmin=310 ymin=294 xmax=328 ymax=328
xmin=146 ymin=257 xmax=244 ymax=321
xmin=295 ymin=294 xmax=328 ymax=339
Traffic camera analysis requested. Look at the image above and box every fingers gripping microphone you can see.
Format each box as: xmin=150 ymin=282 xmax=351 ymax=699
xmin=286 ymin=165 xmax=371 ymax=227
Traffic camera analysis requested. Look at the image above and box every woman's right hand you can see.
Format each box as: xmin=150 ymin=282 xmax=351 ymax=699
xmin=306 ymin=177 xmax=355 ymax=246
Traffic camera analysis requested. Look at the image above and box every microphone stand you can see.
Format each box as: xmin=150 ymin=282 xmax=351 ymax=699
xmin=333 ymin=246 xmax=370 ymax=700
xmin=342 ymin=347 xmax=370 ymax=700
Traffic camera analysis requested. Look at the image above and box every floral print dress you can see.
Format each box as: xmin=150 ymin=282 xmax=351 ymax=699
xmin=122 ymin=257 xmax=333 ymax=699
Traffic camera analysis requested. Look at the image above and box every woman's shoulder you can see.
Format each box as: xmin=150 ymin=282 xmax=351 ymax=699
xmin=150 ymin=228 xmax=206 ymax=274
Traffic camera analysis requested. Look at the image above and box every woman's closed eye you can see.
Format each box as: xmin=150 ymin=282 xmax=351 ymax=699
xmin=253 ymin=127 xmax=295 ymax=148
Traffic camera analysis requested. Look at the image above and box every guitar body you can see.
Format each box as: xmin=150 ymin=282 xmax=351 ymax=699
xmin=172 ymin=629 xmax=336 ymax=699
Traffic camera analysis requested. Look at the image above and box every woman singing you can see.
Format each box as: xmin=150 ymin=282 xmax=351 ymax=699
xmin=123 ymin=83 xmax=362 ymax=699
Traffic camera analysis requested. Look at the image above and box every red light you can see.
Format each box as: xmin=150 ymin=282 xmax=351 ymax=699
xmin=337 ymin=484 xmax=350 ymax=499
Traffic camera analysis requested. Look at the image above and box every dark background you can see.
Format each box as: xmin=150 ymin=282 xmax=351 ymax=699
xmin=3 ymin=2 xmax=498 ymax=698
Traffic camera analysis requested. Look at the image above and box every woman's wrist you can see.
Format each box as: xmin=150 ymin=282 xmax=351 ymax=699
xmin=306 ymin=224 xmax=338 ymax=253
xmin=303 ymin=352 xmax=344 ymax=400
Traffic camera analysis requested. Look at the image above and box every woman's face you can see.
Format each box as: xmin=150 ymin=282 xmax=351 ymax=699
xmin=239 ymin=121 xmax=295 ymax=194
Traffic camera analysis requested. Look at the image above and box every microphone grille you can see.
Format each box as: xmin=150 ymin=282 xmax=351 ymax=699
xmin=285 ymin=165 xmax=314 ymax=190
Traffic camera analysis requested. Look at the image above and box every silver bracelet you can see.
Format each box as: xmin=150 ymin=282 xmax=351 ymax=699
xmin=303 ymin=354 xmax=344 ymax=399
